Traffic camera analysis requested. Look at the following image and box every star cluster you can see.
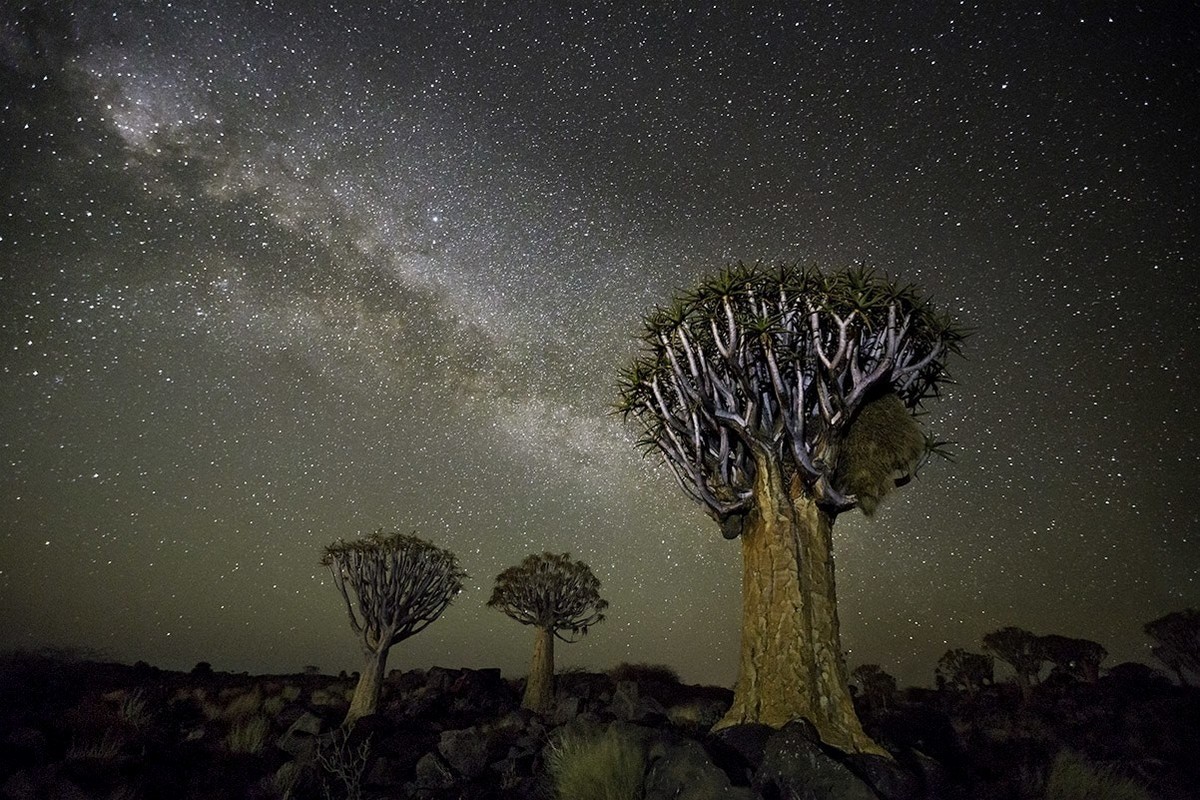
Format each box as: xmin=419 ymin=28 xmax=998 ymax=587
xmin=1 ymin=2 xmax=1196 ymax=686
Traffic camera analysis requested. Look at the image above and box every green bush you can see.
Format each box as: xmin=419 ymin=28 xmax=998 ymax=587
xmin=546 ymin=723 xmax=646 ymax=800
xmin=1043 ymin=751 xmax=1151 ymax=800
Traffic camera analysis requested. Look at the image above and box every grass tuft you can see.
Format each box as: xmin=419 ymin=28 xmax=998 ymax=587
xmin=226 ymin=715 xmax=270 ymax=754
xmin=546 ymin=723 xmax=646 ymax=800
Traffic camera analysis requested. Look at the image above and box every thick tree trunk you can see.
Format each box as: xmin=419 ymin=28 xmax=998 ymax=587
xmin=343 ymin=645 xmax=389 ymax=728
xmin=523 ymin=625 xmax=555 ymax=714
xmin=713 ymin=456 xmax=886 ymax=756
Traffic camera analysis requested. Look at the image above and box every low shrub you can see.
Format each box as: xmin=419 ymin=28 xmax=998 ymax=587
xmin=1042 ymin=751 xmax=1152 ymax=800
xmin=546 ymin=723 xmax=646 ymax=800
xmin=607 ymin=663 xmax=681 ymax=686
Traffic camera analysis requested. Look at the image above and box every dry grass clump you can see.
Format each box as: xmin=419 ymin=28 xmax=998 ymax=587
xmin=66 ymin=728 xmax=125 ymax=761
xmin=226 ymin=715 xmax=271 ymax=754
xmin=545 ymin=723 xmax=646 ymax=800
xmin=219 ymin=686 xmax=264 ymax=720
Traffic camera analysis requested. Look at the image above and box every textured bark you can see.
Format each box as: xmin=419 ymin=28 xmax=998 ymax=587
xmin=713 ymin=454 xmax=886 ymax=756
xmin=343 ymin=645 xmax=389 ymax=728
xmin=523 ymin=625 xmax=555 ymax=714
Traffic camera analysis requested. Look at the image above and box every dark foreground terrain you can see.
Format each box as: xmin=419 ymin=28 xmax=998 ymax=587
xmin=0 ymin=652 xmax=1195 ymax=799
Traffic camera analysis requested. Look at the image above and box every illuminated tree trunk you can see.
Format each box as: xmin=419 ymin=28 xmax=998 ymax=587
xmin=344 ymin=645 xmax=389 ymax=728
xmin=523 ymin=625 xmax=555 ymax=713
xmin=713 ymin=455 xmax=886 ymax=757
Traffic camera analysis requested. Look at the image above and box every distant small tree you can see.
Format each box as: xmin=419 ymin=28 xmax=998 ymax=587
xmin=322 ymin=530 xmax=465 ymax=727
xmin=1037 ymin=634 xmax=1107 ymax=683
xmin=487 ymin=552 xmax=607 ymax=714
xmin=850 ymin=664 xmax=897 ymax=712
xmin=936 ymin=648 xmax=993 ymax=697
xmin=982 ymin=626 xmax=1043 ymax=700
xmin=1144 ymin=609 xmax=1200 ymax=686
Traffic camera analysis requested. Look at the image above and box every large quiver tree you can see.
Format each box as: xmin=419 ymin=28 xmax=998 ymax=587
xmin=322 ymin=530 xmax=465 ymax=727
xmin=488 ymin=552 xmax=607 ymax=714
xmin=618 ymin=263 xmax=964 ymax=755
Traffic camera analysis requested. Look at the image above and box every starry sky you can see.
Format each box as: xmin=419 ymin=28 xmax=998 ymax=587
xmin=1 ymin=1 xmax=1197 ymax=688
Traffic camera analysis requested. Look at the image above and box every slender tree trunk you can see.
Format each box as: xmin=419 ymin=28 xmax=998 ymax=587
xmin=713 ymin=455 xmax=886 ymax=756
xmin=343 ymin=645 xmax=389 ymax=728
xmin=523 ymin=625 xmax=555 ymax=713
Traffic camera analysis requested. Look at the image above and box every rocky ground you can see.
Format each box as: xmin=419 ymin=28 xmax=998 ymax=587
xmin=0 ymin=652 xmax=1195 ymax=799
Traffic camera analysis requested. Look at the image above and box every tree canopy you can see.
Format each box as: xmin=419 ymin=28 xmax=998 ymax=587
xmin=617 ymin=262 xmax=966 ymax=532
xmin=488 ymin=552 xmax=607 ymax=641
xmin=322 ymin=530 xmax=466 ymax=654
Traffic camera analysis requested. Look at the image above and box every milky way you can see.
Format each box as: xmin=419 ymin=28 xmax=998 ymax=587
xmin=1 ymin=2 xmax=1196 ymax=686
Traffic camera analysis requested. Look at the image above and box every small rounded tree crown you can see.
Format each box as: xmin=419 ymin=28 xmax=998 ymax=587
xmin=617 ymin=263 xmax=966 ymax=530
xmin=488 ymin=552 xmax=608 ymax=641
xmin=321 ymin=530 xmax=466 ymax=650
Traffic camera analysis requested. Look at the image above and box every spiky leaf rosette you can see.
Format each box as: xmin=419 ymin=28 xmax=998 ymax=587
xmin=322 ymin=530 xmax=465 ymax=652
xmin=617 ymin=262 xmax=965 ymax=525
xmin=488 ymin=552 xmax=608 ymax=642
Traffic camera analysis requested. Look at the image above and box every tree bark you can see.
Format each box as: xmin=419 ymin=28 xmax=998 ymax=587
xmin=522 ymin=625 xmax=555 ymax=714
xmin=343 ymin=645 xmax=389 ymax=728
xmin=713 ymin=454 xmax=887 ymax=756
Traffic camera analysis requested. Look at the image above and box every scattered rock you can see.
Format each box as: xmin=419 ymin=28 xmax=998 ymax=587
xmin=414 ymin=751 xmax=456 ymax=790
xmin=276 ymin=711 xmax=324 ymax=757
xmin=611 ymin=680 xmax=666 ymax=723
xmin=644 ymin=733 xmax=754 ymax=800
xmin=437 ymin=727 xmax=492 ymax=779
xmin=753 ymin=720 xmax=878 ymax=800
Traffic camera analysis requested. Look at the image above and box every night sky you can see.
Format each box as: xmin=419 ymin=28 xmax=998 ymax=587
xmin=2 ymin=2 xmax=1197 ymax=688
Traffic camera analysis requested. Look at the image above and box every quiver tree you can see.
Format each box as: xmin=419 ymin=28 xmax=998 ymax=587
xmin=487 ymin=552 xmax=607 ymax=714
xmin=1038 ymin=634 xmax=1107 ymax=683
xmin=618 ymin=263 xmax=965 ymax=755
xmin=1145 ymin=609 xmax=1200 ymax=686
xmin=982 ymin=626 xmax=1044 ymax=700
xmin=935 ymin=648 xmax=994 ymax=697
xmin=322 ymin=530 xmax=465 ymax=727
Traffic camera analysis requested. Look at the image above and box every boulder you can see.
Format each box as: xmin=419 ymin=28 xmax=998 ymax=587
xmin=644 ymin=734 xmax=754 ymax=800
xmin=611 ymin=680 xmax=666 ymax=723
xmin=437 ymin=727 xmax=492 ymax=780
xmin=752 ymin=721 xmax=878 ymax=800
xmin=276 ymin=711 xmax=324 ymax=757
xmin=413 ymin=751 xmax=456 ymax=790
xmin=842 ymin=751 xmax=924 ymax=800
xmin=707 ymin=723 xmax=774 ymax=784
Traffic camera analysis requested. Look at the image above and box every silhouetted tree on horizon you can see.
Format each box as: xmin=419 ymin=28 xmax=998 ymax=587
xmin=851 ymin=664 xmax=897 ymax=712
xmin=1145 ymin=608 xmax=1200 ymax=686
xmin=488 ymin=552 xmax=607 ymax=714
xmin=936 ymin=648 xmax=994 ymax=697
xmin=322 ymin=530 xmax=465 ymax=727
xmin=982 ymin=626 xmax=1043 ymax=701
xmin=1038 ymin=634 xmax=1107 ymax=683
xmin=618 ymin=263 xmax=965 ymax=755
